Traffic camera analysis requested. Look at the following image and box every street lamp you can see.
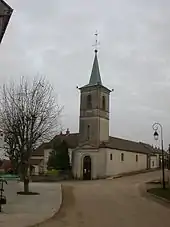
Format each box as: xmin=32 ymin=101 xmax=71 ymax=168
xmin=152 ymin=122 xmax=166 ymax=189
xmin=168 ymin=144 xmax=170 ymax=170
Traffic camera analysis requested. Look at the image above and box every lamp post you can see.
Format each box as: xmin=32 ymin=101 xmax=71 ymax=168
xmin=168 ymin=144 xmax=170 ymax=170
xmin=152 ymin=122 xmax=166 ymax=189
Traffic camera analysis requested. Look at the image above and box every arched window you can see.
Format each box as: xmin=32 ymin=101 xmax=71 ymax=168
xmin=121 ymin=153 xmax=124 ymax=162
xmin=102 ymin=96 xmax=106 ymax=110
xmin=87 ymin=125 xmax=90 ymax=140
xmin=87 ymin=94 xmax=92 ymax=109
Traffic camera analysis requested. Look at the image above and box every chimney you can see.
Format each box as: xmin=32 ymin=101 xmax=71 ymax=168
xmin=66 ymin=128 xmax=70 ymax=136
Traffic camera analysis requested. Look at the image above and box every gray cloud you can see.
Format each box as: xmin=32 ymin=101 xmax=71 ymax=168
xmin=1 ymin=0 xmax=170 ymax=148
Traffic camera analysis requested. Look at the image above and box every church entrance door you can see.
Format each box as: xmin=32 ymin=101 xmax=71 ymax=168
xmin=83 ymin=156 xmax=91 ymax=180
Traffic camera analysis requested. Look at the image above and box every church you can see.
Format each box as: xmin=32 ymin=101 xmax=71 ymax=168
xmin=30 ymin=48 xmax=161 ymax=179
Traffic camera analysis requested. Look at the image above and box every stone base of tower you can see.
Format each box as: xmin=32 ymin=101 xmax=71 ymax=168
xmin=72 ymin=144 xmax=106 ymax=180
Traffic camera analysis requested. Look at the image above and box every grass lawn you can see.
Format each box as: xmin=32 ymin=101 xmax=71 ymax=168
xmin=147 ymin=187 xmax=170 ymax=201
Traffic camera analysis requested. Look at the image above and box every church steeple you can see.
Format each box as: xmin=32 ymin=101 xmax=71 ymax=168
xmin=88 ymin=50 xmax=102 ymax=86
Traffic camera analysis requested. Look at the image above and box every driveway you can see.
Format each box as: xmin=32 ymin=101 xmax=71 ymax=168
xmin=39 ymin=170 xmax=170 ymax=227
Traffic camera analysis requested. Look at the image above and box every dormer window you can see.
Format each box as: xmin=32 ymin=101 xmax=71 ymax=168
xmin=87 ymin=94 xmax=92 ymax=109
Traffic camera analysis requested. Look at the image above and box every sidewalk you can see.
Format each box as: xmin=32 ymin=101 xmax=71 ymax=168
xmin=0 ymin=181 xmax=62 ymax=227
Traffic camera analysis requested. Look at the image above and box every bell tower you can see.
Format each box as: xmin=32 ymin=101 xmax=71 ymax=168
xmin=78 ymin=35 xmax=112 ymax=146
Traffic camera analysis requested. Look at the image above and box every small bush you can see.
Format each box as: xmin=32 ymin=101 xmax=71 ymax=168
xmin=46 ymin=169 xmax=59 ymax=176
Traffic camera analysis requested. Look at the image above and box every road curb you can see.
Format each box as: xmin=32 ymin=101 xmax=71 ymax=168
xmin=138 ymin=180 xmax=170 ymax=208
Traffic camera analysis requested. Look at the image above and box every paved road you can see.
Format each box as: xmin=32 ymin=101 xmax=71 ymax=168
xmin=0 ymin=181 xmax=62 ymax=227
xmin=39 ymin=170 xmax=170 ymax=227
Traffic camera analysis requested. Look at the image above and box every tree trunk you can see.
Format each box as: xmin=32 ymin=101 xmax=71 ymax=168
xmin=22 ymin=163 xmax=29 ymax=193
xmin=24 ymin=177 xmax=29 ymax=193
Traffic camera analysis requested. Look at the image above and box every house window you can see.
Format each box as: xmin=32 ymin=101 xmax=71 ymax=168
xmin=87 ymin=125 xmax=90 ymax=140
xmin=102 ymin=96 xmax=106 ymax=110
xmin=136 ymin=155 xmax=138 ymax=162
xmin=87 ymin=94 xmax=92 ymax=109
xmin=152 ymin=161 xmax=154 ymax=167
xmin=121 ymin=153 xmax=124 ymax=162
xmin=110 ymin=153 xmax=113 ymax=160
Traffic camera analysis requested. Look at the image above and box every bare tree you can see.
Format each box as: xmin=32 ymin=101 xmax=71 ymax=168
xmin=0 ymin=76 xmax=62 ymax=193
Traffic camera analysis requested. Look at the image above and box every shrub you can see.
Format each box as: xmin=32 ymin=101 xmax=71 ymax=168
xmin=46 ymin=169 xmax=59 ymax=176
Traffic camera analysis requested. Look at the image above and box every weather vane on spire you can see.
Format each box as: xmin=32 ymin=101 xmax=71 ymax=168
xmin=92 ymin=30 xmax=100 ymax=53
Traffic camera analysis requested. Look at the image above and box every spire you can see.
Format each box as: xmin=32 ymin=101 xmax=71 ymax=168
xmin=89 ymin=50 xmax=102 ymax=85
xmin=88 ymin=31 xmax=102 ymax=86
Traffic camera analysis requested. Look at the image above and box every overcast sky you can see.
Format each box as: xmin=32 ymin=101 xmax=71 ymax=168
xmin=1 ymin=0 xmax=170 ymax=149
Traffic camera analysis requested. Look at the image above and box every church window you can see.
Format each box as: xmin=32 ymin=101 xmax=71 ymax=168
xmin=152 ymin=161 xmax=154 ymax=167
xmin=102 ymin=96 xmax=106 ymax=110
xmin=87 ymin=94 xmax=92 ymax=109
xmin=136 ymin=155 xmax=138 ymax=162
xmin=110 ymin=153 xmax=113 ymax=160
xmin=121 ymin=153 xmax=124 ymax=162
xmin=87 ymin=125 xmax=90 ymax=140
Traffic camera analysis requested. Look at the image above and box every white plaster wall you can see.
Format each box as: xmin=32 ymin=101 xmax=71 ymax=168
xmin=33 ymin=165 xmax=39 ymax=175
xmin=150 ymin=156 xmax=158 ymax=168
xmin=156 ymin=154 xmax=160 ymax=167
xmin=72 ymin=150 xmax=81 ymax=179
xmin=44 ymin=148 xmax=52 ymax=172
xmin=68 ymin=148 xmax=73 ymax=165
xmin=72 ymin=148 xmax=106 ymax=179
xmin=102 ymin=148 xmax=147 ymax=176
xmin=99 ymin=118 xmax=109 ymax=142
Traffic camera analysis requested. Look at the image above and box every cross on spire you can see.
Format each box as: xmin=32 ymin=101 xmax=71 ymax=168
xmin=92 ymin=30 xmax=100 ymax=53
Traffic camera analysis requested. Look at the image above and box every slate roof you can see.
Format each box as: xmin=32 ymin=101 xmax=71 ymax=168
xmin=31 ymin=142 xmax=51 ymax=156
xmin=32 ymin=133 xmax=79 ymax=156
xmin=101 ymin=137 xmax=152 ymax=154
xmin=88 ymin=50 xmax=102 ymax=86
xmin=140 ymin=142 xmax=162 ymax=155
xmin=50 ymin=133 xmax=79 ymax=148
xmin=32 ymin=133 xmax=160 ymax=156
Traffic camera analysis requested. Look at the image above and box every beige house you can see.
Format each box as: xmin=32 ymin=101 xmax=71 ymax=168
xmin=30 ymin=49 xmax=161 ymax=179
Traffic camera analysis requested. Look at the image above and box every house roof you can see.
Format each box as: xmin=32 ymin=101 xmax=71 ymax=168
xmin=29 ymin=159 xmax=43 ymax=166
xmin=32 ymin=133 xmax=79 ymax=157
xmin=32 ymin=133 xmax=161 ymax=157
xmin=31 ymin=142 xmax=51 ymax=156
xmin=139 ymin=142 xmax=162 ymax=155
xmin=50 ymin=133 xmax=79 ymax=148
xmin=99 ymin=137 xmax=152 ymax=154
